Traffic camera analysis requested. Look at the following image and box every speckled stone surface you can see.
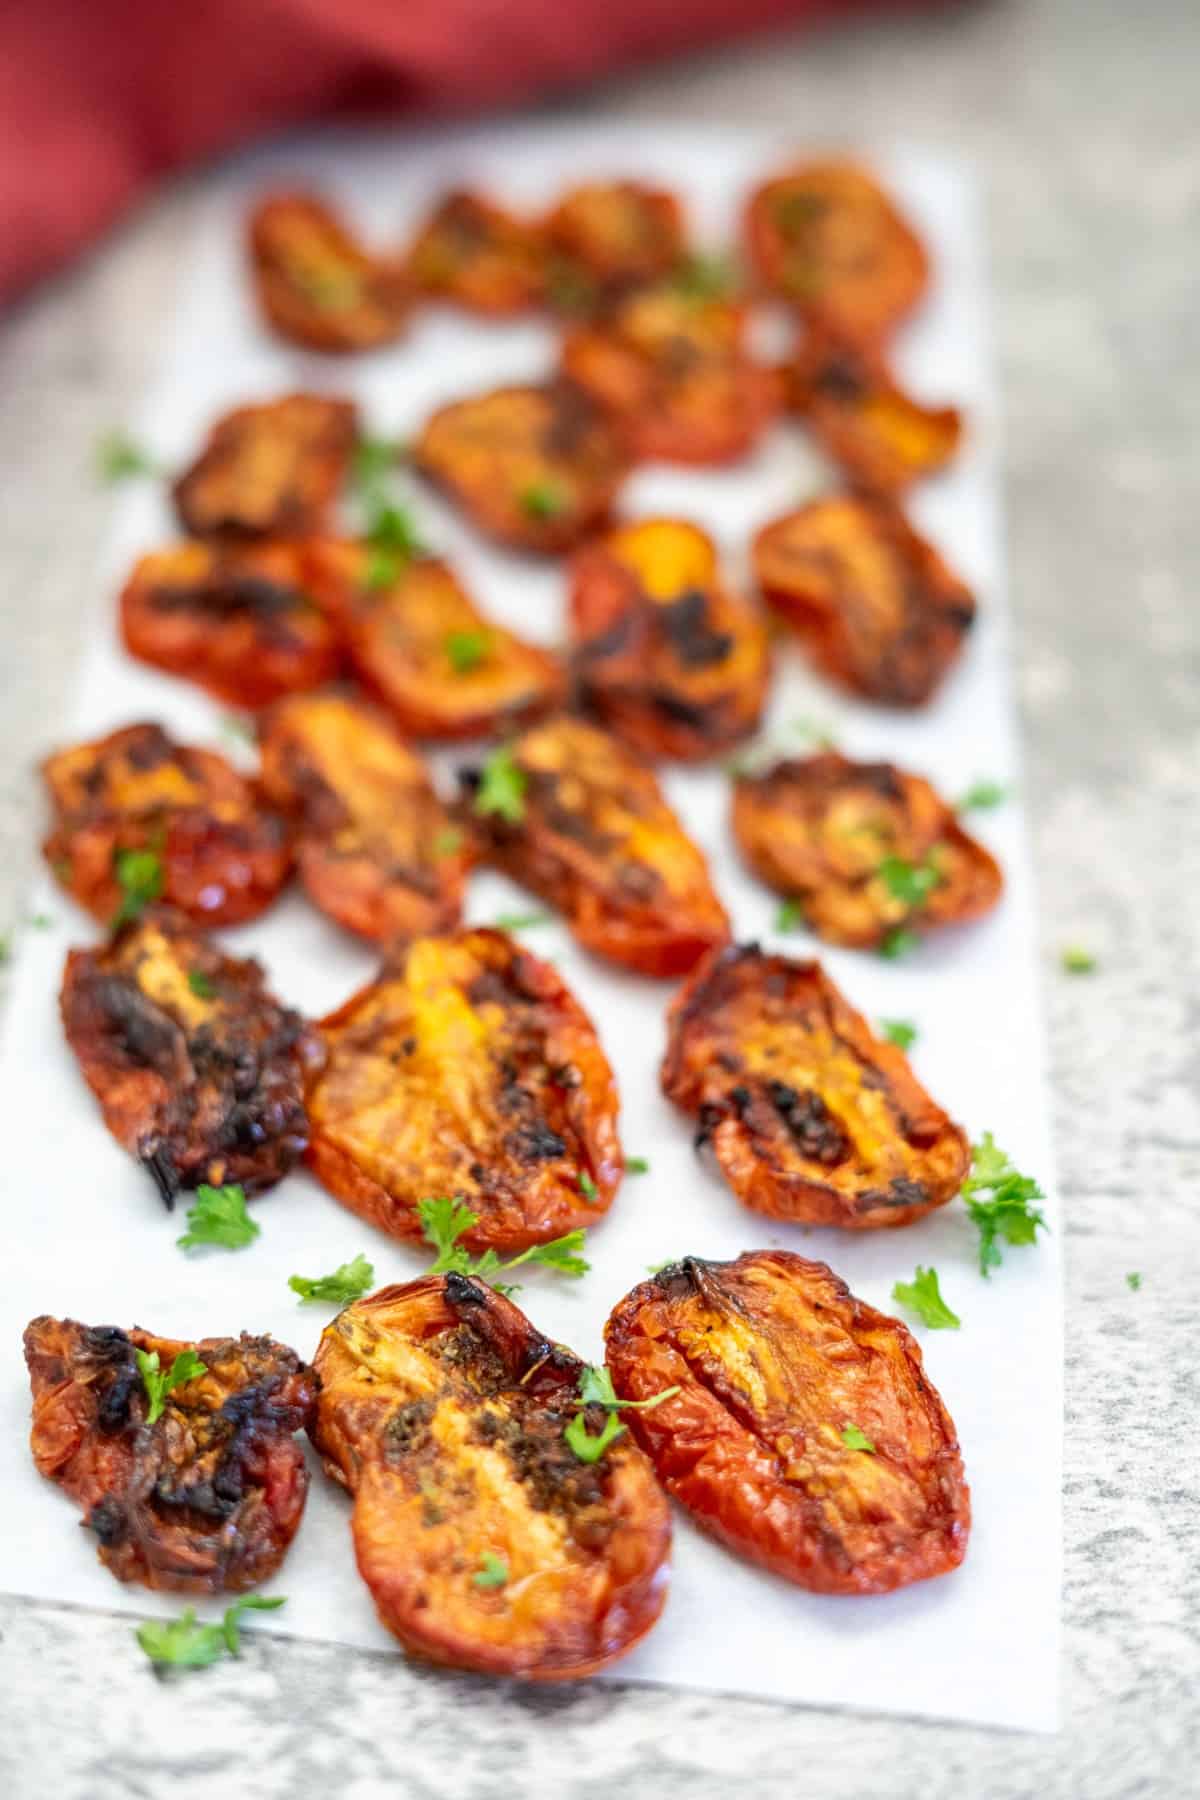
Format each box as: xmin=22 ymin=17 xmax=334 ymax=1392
xmin=1 ymin=1 xmax=1198 ymax=1793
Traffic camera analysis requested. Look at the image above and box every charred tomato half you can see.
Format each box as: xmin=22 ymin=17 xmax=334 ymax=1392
xmin=248 ymin=191 xmax=409 ymax=352
xmin=173 ymin=392 xmax=358 ymax=541
xmin=544 ymin=181 xmax=686 ymax=307
xmin=405 ymin=189 xmax=546 ymax=315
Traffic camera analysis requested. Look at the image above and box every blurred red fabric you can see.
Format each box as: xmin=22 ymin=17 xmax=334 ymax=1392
xmin=0 ymin=0 xmax=888 ymax=305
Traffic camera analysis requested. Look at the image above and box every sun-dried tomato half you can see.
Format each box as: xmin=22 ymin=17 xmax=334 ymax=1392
xmin=60 ymin=905 xmax=319 ymax=1203
xmin=544 ymin=181 xmax=686 ymax=306
xmin=120 ymin=540 xmax=342 ymax=709
xmin=311 ymin=1274 xmax=670 ymax=1678
xmin=173 ymin=393 xmax=358 ymax=542
xmin=42 ymin=722 xmax=291 ymax=928
xmin=732 ymin=751 xmax=1003 ymax=949
xmin=661 ymin=943 xmax=968 ymax=1228
xmin=461 ymin=716 xmax=730 ymax=977
xmin=784 ymin=328 xmax=963 ymax=496
xmin=605 ymin=1250 xmax=969 ymax=1594
xmin=303 ymin=543 xmax=565 ymax=739
xmin=753 ymin=496 xmax=975 ymax=707
xmin=413 ymin=380 xmax=628 ymax=555
xmin=569 ymin=519 xmax=770 ymax=760
xmin=25 ymin=1314 xmax=315 ymax=1593
xmin=560 ymin=280 xmax=780 ymax=465
xmin=258 ymin=692 xmax=467 ymax=945
xmin=248 ymin=192 xmax=410 ymax=352
xmin=305 ymin=928 xmax=621 ymax=1251
xmin=405 ymin=189 xmax=546 ymax=315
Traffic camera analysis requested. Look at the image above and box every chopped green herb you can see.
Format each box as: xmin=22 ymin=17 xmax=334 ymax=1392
xmin=959 ymin=779 xmax=1009 ymax=812
xmin=28 ymin=913 xmax=55 ymax=929
xmin=136 ymin=1347 xmax=207 ymax=1426
xmin=519 ymin=480 xmax=567 ymax=521
xmin=625 ymin=1156 xmax=650 ymax=1175
xmin=176 ymin=1183 xmax=260 ymax=1252
xmin=136 ymin=1596 xmax=285 ymax=1670
xmin=1126 ymin=1271 xmax=1142 ymax=1291
xmin=473 ymin=743 xmax=527 ymax=824
xmin=840 ymin=1423 xmax=875 ymax=1453
xmin=564 ymin=1410 xmax=626 ymax=1463
xmin=362 ymin=547 xmax=401 ymax=591
xmin=187 ymin=969 xmax=215 ymax=999
xmin=671 ymin=253 xmax=736 ymax=300
xmin=417 ymin=1195 xmax=589 ymax=1286
xmin=962 ymin=1133 xmax=1047 ymax=1277
xmin=365 ymin=499 xmax=422 ymax=559
xmin=472 ymin=1554 xmax=508 ymax=1590
xmin=891 ymin=1266 xmax=961 ymax=1330
xmin=879 ymin=927 xmax=919 ymax=961
xmin=565 ymin=1364 xmax=680 ymax=1463
xmin=577 ymin=1171 xmax=599 ymax=1204
xmin=96 ymin=431 xmax=160 ymax=483
xmin=878 ymin=1018 xmax=918 ymax=1051
xmin=775 ymin=896 xmax=805 ymax=933
xmin=432 ymin=826 xmax=464 ymax=857
xmin=491 ymin=910 xmax=551 ymax=933
xmin=353 ymin=436 xmax=405 ymax=489
xmin=111 ymin=847 xmax=164 ymax=928
xmin=1061 ymin=946 xmax=1096 ymax=974
xmin=288 ymin=1254 xmax=375 ymax=1305
xmin=445 ymin=629 xmax=491 ymax=674
xmin=879 ymin=856 xmax=940 ymax=908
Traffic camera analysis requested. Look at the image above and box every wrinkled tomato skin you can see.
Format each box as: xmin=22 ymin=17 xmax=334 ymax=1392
xmin=732 ymin=752 xmax=1003 ymax=949
xmin=311 ymin=1274 xmax=671 ymax=1679
xmin=569 ymin=519 xmax=770 ymax=761
xmin=120 ymin=540 xmax=342 ymax=709
xmin=413 ymin=380 xmax=628 ymax=556
xmin=744 ymin=161 xmax=930 ymax=344
xmin=605 ymin=1252 xmax=969 ymax=1595
xmin=61 ymin=905 xmax=320 ymax=1204
xmin=25 ymin=1315 xmax=316 ymax=1594
xmin=784 ymin=329 xmax=962 ymax=497
xmin=544 ymin=182 xmax=686 ymax=298
xmin=661 ymin=943 xmax=969 ymax=1228
xmin=405 ymin=190 xmax=546 ymax=315
xmin=258 ymin=693 xmax=467 ymax=946
xmin=303 ymin=544 xmax=566 ymax=740
xmin=461 ymin=716 xmax=730 ymax=978
xmin=42 ymin=723 xmax=291 ymax=928
xmin=305 ymin=928 xmax=622 ymax=1251
xmin=753 ymin=496 xmax=975 ymax=708
xmin=173 ymin=393 xmax=358 ymax=542
xmin=248 ymin=192 xmax=410 ymax=353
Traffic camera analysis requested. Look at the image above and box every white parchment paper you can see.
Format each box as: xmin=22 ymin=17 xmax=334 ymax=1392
xmin=0 ymin=124 xmax=1061 ymax=1732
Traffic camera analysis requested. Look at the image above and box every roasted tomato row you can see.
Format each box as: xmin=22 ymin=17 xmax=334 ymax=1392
xmin=248 ymin=193 xmax=410 ymax=353
xmin=732 ymin=751 xmax=1003 ymax=949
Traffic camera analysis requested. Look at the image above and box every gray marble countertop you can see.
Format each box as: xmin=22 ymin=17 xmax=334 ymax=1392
xmin=2 ymin=1 xmax=1197 ymax=1793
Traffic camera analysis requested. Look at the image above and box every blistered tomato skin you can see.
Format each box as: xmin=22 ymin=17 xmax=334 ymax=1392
xmin=405 ymin=190 xmax=546 ymax=315
xmin=258 ymin=692 xmax=467 ymax=945
xmin=173 ymin=393 xmax=358 ymax=542
xmin=413 ymin=380 xmax=628 ymax=555
xmin=744 ymin=161 xmax=930 ymax=344
xmin=461 ymin=715 xmax=731 ymax=977
xmin=310 ymin=1275 xmax=671 ymax=1679
xmin=569 ymin=519 xmax=770 ymax=761
xmin=248 ymin=192 xmax=409 ymax=352
xmin=304 ymin=928 xmax=622 ymax=1252
xmin=544 ymin=181 xmax=686 ymax=301
xmin=604 ymin=1251 xmax=969 ymax=1595
xmin=732 ymin=752 xmax=1003 ymax=949
xmin=60 ymin=905 xmax=319 ymax=1204
xmin=120 ymin=540 xmax=342 ymax=709
xmin=303 ymin=544 xmax=565 ymax=740
xmin=753 ymin=496 xmax=975 ymax=708
xmin=25 ymin=1315 xmax=315 ymax=1594
xmin=42 ymin=722 xmax=291 ymax=928
xmin=661 ymin=943 xmax=969 ymax=1229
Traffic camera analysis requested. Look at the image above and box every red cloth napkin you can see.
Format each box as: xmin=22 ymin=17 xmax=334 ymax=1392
xmin=0 ymin=0 xmax=893 ymax=306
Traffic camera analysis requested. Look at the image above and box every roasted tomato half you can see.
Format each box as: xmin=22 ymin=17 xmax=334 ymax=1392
xmin=605 ymin=1251 xmax=969 ymax=1594
xmin=784 ymin=328 xmax=962 ymax=496
xmin=173 ymin=392 xmax=358 ymax=542
xmin=569 ymin=519 xmax=770 ymax=761
xmin=413 ymin=380 xmax=628 ymax=555
xmin=248 ymin=191 xmax=409 ymax=352
xmin=561 ymin=280 xmax=780 ymax=465
xmin=25 ymin=1315 xmax=315 ymax=1594
xmin=258 ymin=692 xmax=466 ymax=945
xmin=43 ymin=722 xmax=291 ymax=928
xmin=732 ymin=752 xmax=1003 ymax=949
xmin=119 ymin=540 xmax=341 ymax=709
xmin=306 ymin=929 xmax=621 ymax=1250
xmin=311 ymin=1274 xmax=670 ymax=1678
xmin=303 ymin=543 xmax=565 ymax=739
xmin=661 ymin=943 xmax=968 ymax=1228
xmin=744 ymin=160 xmax=929 ymax=343
xmin=544 ymin=181 xmax=685 ymax=306
xmin=405 ymin=190 xmax=546 ymax=315
xmin=461 ymin=716 xmax=730 ymax=977
xmin=61 ymin=906 xmax=319 ymax=1203
xmin=753 ymin=496 xmax=975 ymax=707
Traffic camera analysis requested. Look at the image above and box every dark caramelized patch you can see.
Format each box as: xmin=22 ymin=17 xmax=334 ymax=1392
xmin=173 ymin=393 xmax=357 ymax=541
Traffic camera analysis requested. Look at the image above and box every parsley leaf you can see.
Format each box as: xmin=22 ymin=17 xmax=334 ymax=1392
xmin=29 ymin=912 xmax=54 ymax=929
xmin=1126 ymin=1271 xmax=1142 ymax=1291
xmin=176 ymin=1183 xmax=260 ymax=1252
xmin=432 ymin=826 xmax=463 ymax=857
xmin=472 ymin=1554 xmax=508 ymax=1589
xmin=840 ymin=1424 xmax=876 ymax=1453
xmin=111 ymin=847 xmax=163 ymax=928
xmin=565 ymin=1364 xmax=680 ymax=1463
xmin=288 ymin=1254 xmax=375 ymax=1305
xmin=96 ymin=430 xmax=160 ymax=483
xmin=353 ymin=437 xmax=406 ymax=489
xmin=564 ymin=1410 xmax=626 ymax=1463
xmin=187 ymin=969 xmax=215 ymax=999
xmin=891 ymin=1266 xmax=961 ymax=1330
xmin=418 ymin=1196 xmax=589 ymax=1284
xmin=671 ymin=253 xmax=736 ymax=300
xmin=366 ymin=500 xmax=422 ymax=559
xmin=136 ymin=1595 xmax=285 ymax=1670
xmin=362 ymin=547 xmax=401 ymax=591
xmin=1061 ymin=946 xmax=1096 ymax=974
xmin=961 ymin=1133 xmax=1047 ymax=1276
xmin=491 ymin=910 xmax=551 ymax=932
xmin=879 ymin=856 xmax=940 ymax=908
xmin=959 ymin=779 xmax=1009 ymax=812
xmin=878 ymin=1018 xmax=918 ymax=1050
xmin=136 ymin=1347 xmax=207 ymax=1425
xmin=577 ymin=1171 xmax=599 ymax=1204
xmin=501 ymin=1230 xmax=589 ymax=1280
xmin=445 ymin=629 xmax=491 ymax=674
xmin=473 ymin=743 xmax=527 ymax=824
xmin=775 ymin=897 xmax=805 ymax=933
xmin=625 ymin=1156 xmax=650 ymax=1175
xmin=879 ymin=927 xmax=919 ymax=961
xmin=519 ymin=480 xmax=568 ymax=520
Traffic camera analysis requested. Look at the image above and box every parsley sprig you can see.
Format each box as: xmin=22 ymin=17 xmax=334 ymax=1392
xmin=958 ymin=779 xmax=1009 ymax=812
xmin=840 ymin=1423 xmax=876 ymax=1453
xmin=962 ymin=1134 xmax=1047 ymax=1276
xmin=136 ymin=1347 xmax=207 ymax=1425
xmin=136 ymin=1596 xmax=285 ymax=1670
xmin=565 ymin=1365 xmax=680 ymax=1464
xmin=878 ymin=856 xmax=940 ymax=908
xmin=96 ymin=430 xmax=161 ymax=483
xmin=288 ymin=1254 xmax=375 ymax=1306
xmin=111 ymin=847 xmax=164 ymax=928
xmin=519 ymin=480 xmax=568 ymax=520
xmin=418 ymin=1196 xmax=589 ymax=1291
xmin=892 ymin=1266 xmax=961 ymax=1329
xmin=177 ymin=1183 xmax=259 ymax=1252
xmin=445 ymin=629 xmax=491 ymax=674
xmin=472 ymin=1554 xmax=508 ymax=1590
xmin=473 ymin=743 xmax=527 ymax=824
xmin=878 ymin=1018 xmax=918 ymax=1050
